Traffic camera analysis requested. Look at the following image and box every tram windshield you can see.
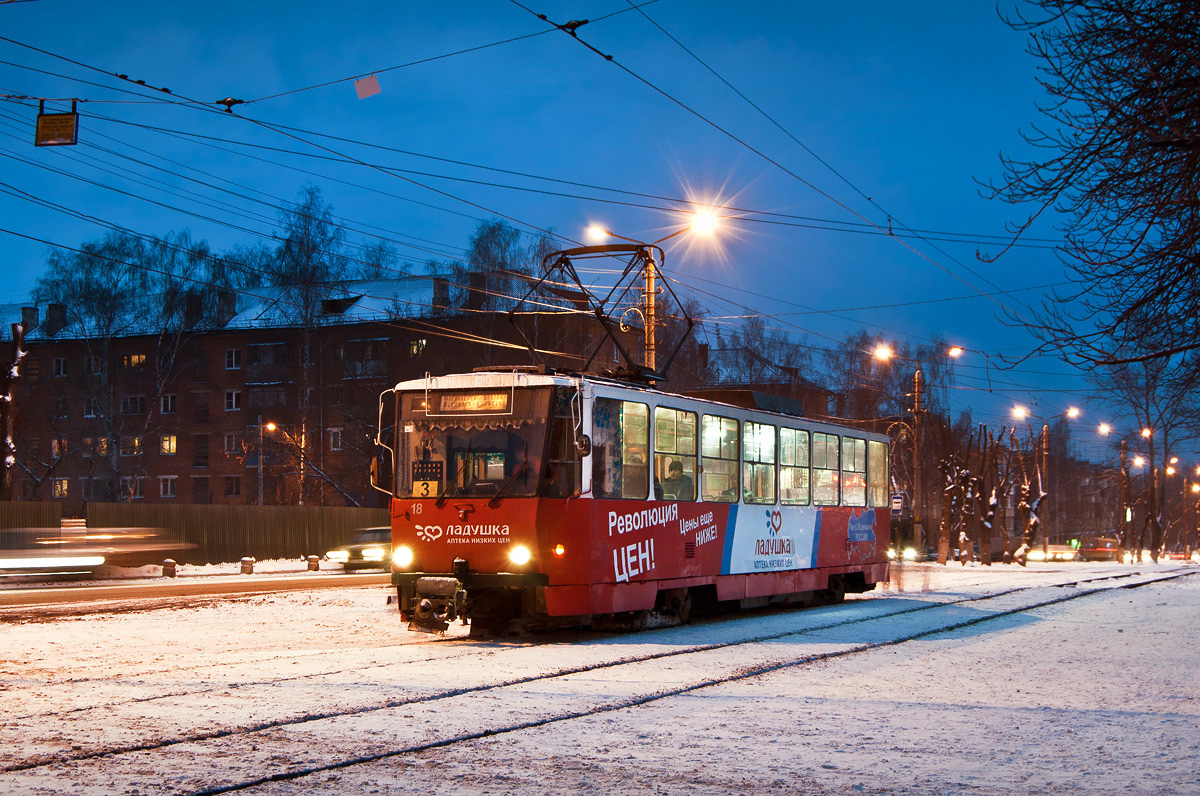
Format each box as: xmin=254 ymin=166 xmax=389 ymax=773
xmin=397 ymin=387 xmax=551 ymax=500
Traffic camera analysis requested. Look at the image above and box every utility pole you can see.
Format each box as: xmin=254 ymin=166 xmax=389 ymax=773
xmin=2 ymin=322 xmax=26 ymax=501
xmin=642 ymin=246 xmax=657 ymax=373
xmin=912 ymin=368 xmax=924 ymax=551
xmin=1119 ymin=439 xmax=1130 ymax=558
xmin=1042 ymin=422 xmax=1050 ymax=555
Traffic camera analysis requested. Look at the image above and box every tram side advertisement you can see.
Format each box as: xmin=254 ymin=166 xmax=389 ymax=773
xmin=602 ymin=501 xmax=884 ymax=584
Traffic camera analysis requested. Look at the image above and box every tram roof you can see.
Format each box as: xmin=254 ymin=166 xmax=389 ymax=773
xmin=393 ymin=369 xmax=888 ymax=441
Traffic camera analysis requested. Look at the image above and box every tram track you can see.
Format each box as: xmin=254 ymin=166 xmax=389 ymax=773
xmin=2 ymin=566 xmax=1190 ymax=794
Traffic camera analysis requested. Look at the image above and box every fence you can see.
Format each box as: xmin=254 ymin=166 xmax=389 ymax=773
xmin=0 ymin=502 xmax=62 ymax=530
xmin=1 ymin=501 xmax=390 ymax=565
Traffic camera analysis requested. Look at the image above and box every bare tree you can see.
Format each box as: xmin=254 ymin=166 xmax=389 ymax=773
xmin=986 ymin=1 xmax=1200 ymax=366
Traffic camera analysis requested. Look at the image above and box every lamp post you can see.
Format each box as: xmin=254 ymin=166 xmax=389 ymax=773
xmin=257 ymin=415 xmax=276 ymax=506
xmin=587 ymin=209 xmax=718 ymax=374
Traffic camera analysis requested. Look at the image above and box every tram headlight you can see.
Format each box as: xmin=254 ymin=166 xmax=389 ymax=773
xmin=508 ymin=545 xmax=532 ymax=566
xmin=392 ymin=545 xmax=415 ymax=569
xmin=886 ymin=548 xmax=897 ymax=560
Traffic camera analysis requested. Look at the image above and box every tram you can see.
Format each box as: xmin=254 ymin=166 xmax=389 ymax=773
xmin=373 ymin=367 xmax=890 ymax=633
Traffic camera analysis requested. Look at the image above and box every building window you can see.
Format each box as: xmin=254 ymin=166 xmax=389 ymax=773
xmin=52 ymin=478 xmax=69 ymax=499
xmin=409 ymin=339 xmax=427 ymax=357
xmin=225 ymin=348 xmax=241 ymax=370
xmin=82 ymin=437 xmax=109 ymax=458
xmin=193 ymin=476 xmax=210 ymax=503
xmin=328 ymin=427 xmax=344 ymax=451
xmin=121 ymin=476 xmax=146 ymax=499
xmin=159 ymin=476 xmax=177 ymax=498
xmin=193 ymin=392 xmax=210 ymax=424
xmin=85 ymin=356 xmax=105 ymax=375
xmin=53 ymin=357 xmax=68 ymax=377
xmin=223 ymin=432 xmax=239 ymax=454
xmin=53 ymin=397 xmax=69 ymax=418
xmin=122 ymin=353 xmax=146 ymax=370
xmin=193 ymin=434 xmax=209 ymax=467
xmin=119 ymin=436 xmax=142 ymax=456
xmin=224 ymin=476 xmax=241 ymax=497
xmin=52 ymin=438 xmax=68 ymax=457
xmin=121 ymin=395 xmax=147 ymax=416
xmin=83 ymin=397 xmax=99 ymax=418
xmin=224 ymin=390 xmax=241 ymax=411
xmin=161 ymin=394 xmax=177 ymax=414
xmin=248 ymin=385 xmax=286 ymax=409
xmin=81 ymin=477 xmax=103 ymax=501
xmin=160 ymin=434 xmax=177 ymax=455
xmin=24 ymin=357 xmax=40 ymax=382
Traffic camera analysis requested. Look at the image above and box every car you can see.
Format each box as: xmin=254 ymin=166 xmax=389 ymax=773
xmin=325 ymin=526 xmax=392 ymax=572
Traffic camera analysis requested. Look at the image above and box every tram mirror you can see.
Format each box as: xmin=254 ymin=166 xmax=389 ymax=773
xmin=369 ymin=456 xmax=380 ymax=488
xmin=575 ymin=433 xmax=592 ymax=458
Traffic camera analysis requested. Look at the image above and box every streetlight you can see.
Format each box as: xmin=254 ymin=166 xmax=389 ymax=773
xmin=585 ymin=210 xmax=720 ymax=374
xmin=257 ymin=415 xmax=276 ymax=506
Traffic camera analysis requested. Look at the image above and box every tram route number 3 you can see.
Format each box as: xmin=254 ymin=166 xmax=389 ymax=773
xmin=411 ymin=461 xmax=444 ymax=498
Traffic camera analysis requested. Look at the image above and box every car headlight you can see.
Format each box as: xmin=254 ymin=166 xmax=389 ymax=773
xmin=886 ymin=548 xmax=897 ymax=560
xmin=392 ymin=545 xmax=414 ymax=569
xmin=508 ymin=545 xmax=532 ymax=566
xmin=326 ymin=550 xmax=350 ymax=562
xmin=902 ymin=547 xmax=918 ymax=561
xmin=1028 ymin=550 xmax=1047 ymax=561
xmin=361 ymin=547 xmax=386 ymax=561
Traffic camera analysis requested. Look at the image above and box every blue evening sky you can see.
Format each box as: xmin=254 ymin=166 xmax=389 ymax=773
xmin=0 ymin=1 xmax=1123 ymax=458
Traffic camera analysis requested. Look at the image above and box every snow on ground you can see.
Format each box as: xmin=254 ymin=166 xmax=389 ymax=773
xmin=1 ymin=561 xmax=1198 ymax=795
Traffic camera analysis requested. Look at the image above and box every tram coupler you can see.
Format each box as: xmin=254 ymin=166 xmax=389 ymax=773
xmin=403 ymin=576 xmax=466 ymax=633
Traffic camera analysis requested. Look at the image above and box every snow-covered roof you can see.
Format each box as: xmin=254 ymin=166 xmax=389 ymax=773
xmin=0 ymin=277 xmax=439 ymax=342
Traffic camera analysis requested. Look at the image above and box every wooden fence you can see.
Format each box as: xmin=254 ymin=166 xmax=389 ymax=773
xmin=1 ymin=501 xmax=390 ymax=565
xmin=0 ymin=502 xmax=62 ymax=529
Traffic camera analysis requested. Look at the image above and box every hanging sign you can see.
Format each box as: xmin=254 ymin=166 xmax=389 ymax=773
xmin=35 ymin=100 xmax=79 ymax=147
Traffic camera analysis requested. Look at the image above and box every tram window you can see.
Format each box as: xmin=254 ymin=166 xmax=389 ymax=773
xmin=812 ymin=432 xmax=840 ymax=506
xmin=397 ymin=388 xmax=549 ymax=500
xmin=542 ymin=388 xmax=581 ymax=498
xmin=780 ymin=428 xmax=810 ymax=505
xmin=701 ymin=414 xmax=739 ymax=503
xmin=842 ymin=437 xmax=868 ymax=507
xmin=868 ymin=439 xmax=889 ymax=507
xmin=742 ymin=421 xmax=776 ymax=504
xmin=592 ymin=398 xmax=650 ymax=499
xmin=654 ymin=407 xmax=697 ymax=501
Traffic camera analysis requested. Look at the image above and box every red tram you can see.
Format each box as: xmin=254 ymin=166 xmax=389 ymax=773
xmin=373 ymin=369 xmax=890 ymax=633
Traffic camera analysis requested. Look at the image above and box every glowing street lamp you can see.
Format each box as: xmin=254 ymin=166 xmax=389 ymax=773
xmin=257 ymin=416 xmax=276 ymax=506
xmin=583 ymin=210 xmax=721 ymax=374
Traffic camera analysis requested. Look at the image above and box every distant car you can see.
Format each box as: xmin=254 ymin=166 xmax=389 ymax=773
xmin=1078 ymin=535 xmax=1122 ymax=562
xmin=325 ymin=527 xmax=392 ymax=572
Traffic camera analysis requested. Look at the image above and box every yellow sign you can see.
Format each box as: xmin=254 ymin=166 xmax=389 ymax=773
xmin=438 ymin=392 xmax=509 ymax=413
xmin=411 ymin=480 xmax=438 ymax=498
xmin=35 ymin=112 xmax=79 ymax=146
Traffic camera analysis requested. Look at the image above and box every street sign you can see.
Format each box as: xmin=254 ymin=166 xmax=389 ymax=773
xmin=891 ymin=493 xmax=904 ymax=516
xmin=34 ymin=100 xmax=79 ymax=147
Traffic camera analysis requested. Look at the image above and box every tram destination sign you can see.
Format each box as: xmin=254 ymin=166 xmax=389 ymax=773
xmin=437 ymin=392 xmax=510 ymax=414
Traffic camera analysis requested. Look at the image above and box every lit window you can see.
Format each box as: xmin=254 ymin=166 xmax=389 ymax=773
xmin=119 ymin=436 xmax=142 ymax=456
xmin=224 ymin=390 xmax=241 ymax=411
xmin=121 ymin=353 xmax=146 ymax=370
xmin=409 ymin=339 xmax=427 ymax=357
xmin=53 ymin=478 xmax=69 ymax=499
xmin=52 ymin=438 xmax=68 ymax=457
xmin=160 ymin=435 xmax=177 ymax=455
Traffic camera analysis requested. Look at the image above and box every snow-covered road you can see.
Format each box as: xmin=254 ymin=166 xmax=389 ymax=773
xmin=2 ymin=562 xmax=1197 ymax=795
